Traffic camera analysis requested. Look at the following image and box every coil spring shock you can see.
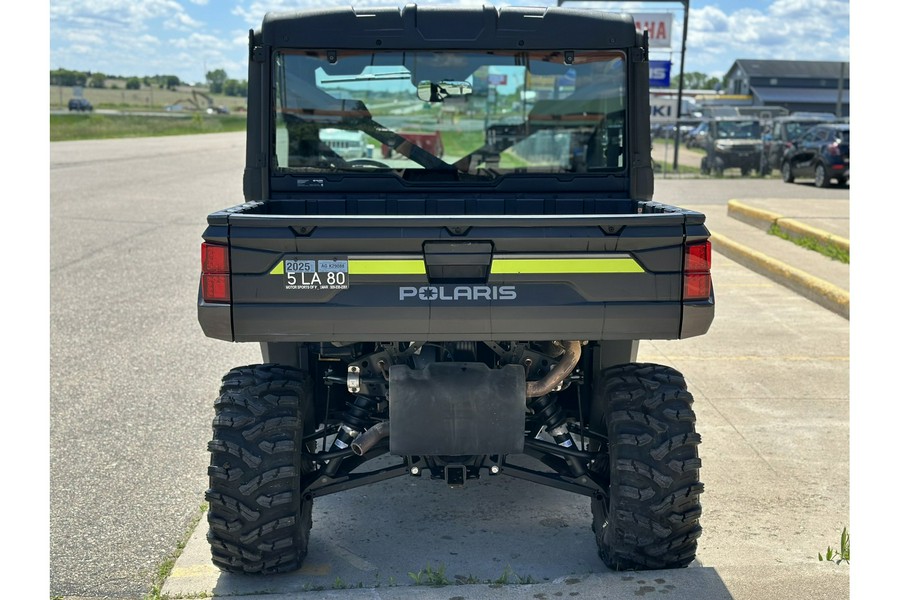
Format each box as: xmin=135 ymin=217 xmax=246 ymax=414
xmin=330 ymin=394 xmax=379 ymax=451
xmin=529 ymin=393 xmax=586 ymax=477
xmin=529 ymin=394 xmax=576 ymax=448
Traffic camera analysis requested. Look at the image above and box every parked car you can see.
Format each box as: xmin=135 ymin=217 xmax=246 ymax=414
xmin=67 ymin=98 xmax=93 ymax=112
xmin=684 ymin=120 xmax=709 ymax=148
xmin=759 ymin=113 xmax=836 ymax=175
xmin=699 ymin=117 xmax=763 ymax=176
xmin=781 ymin=123 xmax=849 ymax=188
xmin=651 ymin=121 xmax=696 ymax=141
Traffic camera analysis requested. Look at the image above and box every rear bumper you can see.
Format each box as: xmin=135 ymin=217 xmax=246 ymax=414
xmin=828 ymin=163 xmax=849 ymax=180
xmin=199 ymin=293 xmax=715 ymax=343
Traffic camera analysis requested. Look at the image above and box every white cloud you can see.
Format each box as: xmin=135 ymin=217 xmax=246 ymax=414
xmin=686 ymin=1 xmax=849 ymax=76
xmin=49 ymin=0 xmax=851 ymax=83
xmin=170 ymin=32 xmax=227 ymax=50
xmin=50 ymin=0 xmax=218 ymax=78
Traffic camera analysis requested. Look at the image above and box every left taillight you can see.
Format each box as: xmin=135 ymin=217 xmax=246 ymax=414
xmin=683 ymin=240 xmax=712 ymax=301
xmin=201 ymin=242 xmax=230 ymax=303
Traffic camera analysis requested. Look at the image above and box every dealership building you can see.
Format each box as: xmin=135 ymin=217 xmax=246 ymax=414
xmin=714 ymin=59 xmax=849 ymax=118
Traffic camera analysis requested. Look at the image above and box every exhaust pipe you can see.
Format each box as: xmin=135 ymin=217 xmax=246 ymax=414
xmin=525 ymin=341 xmax=582 ymax=398
xmin=351 ymin=421 xmax=390 ymax=456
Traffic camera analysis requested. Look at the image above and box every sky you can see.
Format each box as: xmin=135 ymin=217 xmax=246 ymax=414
xmin=48 ymin=0 xmax=850 ymax=85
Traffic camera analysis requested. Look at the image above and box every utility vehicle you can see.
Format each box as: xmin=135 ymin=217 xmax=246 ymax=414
xmin=198 ymin=4 xmax=714 ymax=575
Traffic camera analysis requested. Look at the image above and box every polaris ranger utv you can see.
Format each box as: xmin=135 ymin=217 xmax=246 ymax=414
xmin=698 ymin=116 xmax=764 ymax=177
xmin=198 ymin=4 xmax=714 ymax=576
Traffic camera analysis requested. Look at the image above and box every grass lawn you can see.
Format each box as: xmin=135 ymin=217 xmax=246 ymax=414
xmin=50 ymin=113 xmax=247 ymax=142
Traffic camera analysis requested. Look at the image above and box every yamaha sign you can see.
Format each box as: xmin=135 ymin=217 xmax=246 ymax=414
xmin=633 ymin=13 xmax=673 ymax=49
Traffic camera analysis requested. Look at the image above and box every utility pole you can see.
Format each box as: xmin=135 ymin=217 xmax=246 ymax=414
xmin=672 ymin=1 xmax=689 ymax=171
xmin=835 ymin=61 xmax=846 ymax=119
xmin=557 ymin=1 xmax=691 ymax=170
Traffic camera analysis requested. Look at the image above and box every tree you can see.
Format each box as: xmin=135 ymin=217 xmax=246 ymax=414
xmin=206 ymin=69 xmax=228 ymax=94
xmin=51 ymin=68 xmax=88 ymax=87
xmin=223 ymin=78 xmax=248 ymax=97
xmin=126 ymin=77 xmax=141 ymax=90
xmin=88 ymin=72 xmax=107 ymax=89
xmin=671 ymin=72 xmax=721 ymax=91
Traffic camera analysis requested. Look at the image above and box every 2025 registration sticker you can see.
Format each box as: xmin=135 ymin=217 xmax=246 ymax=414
xmin=283 ymin=258 xmax=349 ymax=291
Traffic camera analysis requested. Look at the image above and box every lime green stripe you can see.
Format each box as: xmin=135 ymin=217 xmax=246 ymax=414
xmin=491 ymin=258 xmax=644 ymax=274
xmin=269 ymin=257 xmax=639 ymax=276
xmin=348 ymin=259 xmax=426 ymax=275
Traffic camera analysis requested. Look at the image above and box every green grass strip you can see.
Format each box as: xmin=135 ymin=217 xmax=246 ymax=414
xmin=768 ymin=223 xmax=849 ymax=264
xmin=50 ymin=113 xmax=246 ymax=142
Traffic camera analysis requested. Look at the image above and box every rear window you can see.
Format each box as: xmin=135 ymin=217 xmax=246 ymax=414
xmin=272 ymin=49 xmax=628 ymax=183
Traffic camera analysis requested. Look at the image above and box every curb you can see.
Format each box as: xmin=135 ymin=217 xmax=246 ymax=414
xmin=710 ymin=232 xmax=849 ymax=319
xmin=726 ymin=199 xmax=850 ymax=253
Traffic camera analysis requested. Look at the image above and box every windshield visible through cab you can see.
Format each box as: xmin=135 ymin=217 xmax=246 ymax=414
xmin=273 ymin=50 xmax=627 ymax=182
xmin=715 ymin=120 xmax=761 ymax=139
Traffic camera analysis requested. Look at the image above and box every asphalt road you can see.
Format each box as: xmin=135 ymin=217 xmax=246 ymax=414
xmin=49 ymin=132 xmax=850 ymax=599
xmin=49 ymin=133 xmax=260 ymax=598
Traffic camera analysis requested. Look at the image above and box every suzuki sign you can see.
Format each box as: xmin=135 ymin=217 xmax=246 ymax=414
xmin=650 ymin=98 xmax=678 ymax=123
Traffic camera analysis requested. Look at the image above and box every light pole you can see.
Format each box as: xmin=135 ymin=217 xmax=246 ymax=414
xmin=556 ymin=1 xmax=690 ymax=170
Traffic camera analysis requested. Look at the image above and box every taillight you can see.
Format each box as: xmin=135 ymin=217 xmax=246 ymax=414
xmin=201 ymin=242 xmax=230 ymax=303
xmin=684 ymin=240 xmax=712 ymax=301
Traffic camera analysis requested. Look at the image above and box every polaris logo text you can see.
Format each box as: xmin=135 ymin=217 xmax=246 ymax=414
xmin=399 ymin=285 xmax=517 ymax=301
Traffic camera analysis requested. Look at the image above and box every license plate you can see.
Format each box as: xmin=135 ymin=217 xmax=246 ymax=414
xmin=283 ymin=257 xmax=349 ymax=291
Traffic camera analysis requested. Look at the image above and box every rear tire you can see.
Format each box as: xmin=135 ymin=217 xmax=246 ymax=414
xmin=814 ymin=163 xmax=831 ymax=188
xmin=590 ymin=363 xmax=703 ymax=570
xmin=781 ymin=160 xmax=795 ymax=183
xmin=206 ymin=364 xmax=315 ymax=574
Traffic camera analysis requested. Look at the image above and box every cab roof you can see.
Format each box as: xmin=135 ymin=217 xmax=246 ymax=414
xmin=259 ymin=3 xmax=640 ymax=50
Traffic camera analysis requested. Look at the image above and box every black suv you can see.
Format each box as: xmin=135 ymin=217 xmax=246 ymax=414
xmin=759 ymin=113 xmax=835 ymax=175
xmin=67 ymin=98 xmax=93 ymax=112
xmin=781 ymin=123 xmax=849 ymax=188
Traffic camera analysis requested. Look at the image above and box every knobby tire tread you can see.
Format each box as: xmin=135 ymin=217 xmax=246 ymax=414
xmin=206 ymin=364 xmax=314 ymax=575
xmin=591 ymin=363 xmax=703 ymax=571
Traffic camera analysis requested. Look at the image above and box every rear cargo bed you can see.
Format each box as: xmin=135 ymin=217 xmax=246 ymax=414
xmin=199 ymin=199 xmax=713 ymax=343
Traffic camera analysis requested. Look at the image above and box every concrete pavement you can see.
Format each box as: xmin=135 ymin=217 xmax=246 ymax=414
xmin=695 ymin=196 xmax=849 ymax=318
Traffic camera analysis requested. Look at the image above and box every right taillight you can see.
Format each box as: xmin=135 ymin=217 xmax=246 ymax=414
xmin=201 ymin=242 xmax=230 ymax=303
xmin=684 ymin=240 xmax=712 ymax=301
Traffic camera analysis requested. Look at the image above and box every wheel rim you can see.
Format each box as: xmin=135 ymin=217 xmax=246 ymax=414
xmin=815 ymin=165 xmax=826 ymax=187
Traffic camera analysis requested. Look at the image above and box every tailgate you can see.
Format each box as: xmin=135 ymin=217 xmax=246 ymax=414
xmin=199 ymin=211 xmax=713 ymax=342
